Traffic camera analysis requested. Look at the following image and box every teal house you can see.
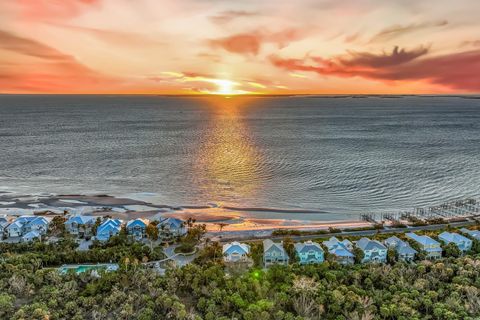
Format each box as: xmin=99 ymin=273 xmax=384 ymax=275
xmin=294 ymin=240 xmax=324 ymax=264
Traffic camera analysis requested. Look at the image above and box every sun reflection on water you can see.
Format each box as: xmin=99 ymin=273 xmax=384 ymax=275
xmin=193 ymin=97 xmax=264 ymax=205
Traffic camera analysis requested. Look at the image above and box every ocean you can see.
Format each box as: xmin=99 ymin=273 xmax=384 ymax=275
xmin=1 ymin=95 xmax=479 ymax=220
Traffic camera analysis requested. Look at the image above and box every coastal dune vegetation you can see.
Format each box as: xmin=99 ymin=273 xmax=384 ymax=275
xmin=2 ymin=224 xmax=480 ymax=319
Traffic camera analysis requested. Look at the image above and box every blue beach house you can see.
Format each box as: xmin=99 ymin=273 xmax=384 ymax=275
xmin=223 ymin=241 xmax=250 ymax=262
xmin=126 ymin=218 xmax=150 ymax=240
xmin=406 ymin=232 xmax=443 ymax=260
xmin=356 ymin=238 xmax=387 ymax=263
xmin=384 ymin=236 xmax=417 ymax=262
xmin=323 ymin=237 xmax=354 ymax=265
xmin=294 ymin=240 xmax=324 ymax=264
xmin=96 ymin=219 xmax=122 ymax=242
xmin=438 ymin=231 xmax=472 ymax=253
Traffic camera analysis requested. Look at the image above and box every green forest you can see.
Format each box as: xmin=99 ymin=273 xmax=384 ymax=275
xmin=1 ymin=234 xmax=480 ymax=319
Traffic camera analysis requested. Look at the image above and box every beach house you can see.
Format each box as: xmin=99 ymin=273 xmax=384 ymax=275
xmin=294 ymin=240 xmax=324 ymax=264
xmin=223 ymin=241 xmax=251 ymax=262
xmin=22 ymin=230 xmax=41 ymax=242
xmin=460 ymin=228 xmax=480 ymax=241
xmin=356 ymin=238 xmax=387 ymax=263
xmin=438 ymin=231 xmax=472 ymax=253
xmin=95 ymin=219 xmax=122 ymax=242
xmin=22 ymin=216 xmax=49 ymax=235
xmin=406 ymin=232 xmax=443 ymax=260
xmin=126 ymin=218 xmax=150 ymax=240
xmin=322 ymin=237 xmax=354 ymax=265
xmin=4 ymin=216 xmax=42 ymax=238
xmin=157 ymin=217 xmax=187 ymax=239
xmin=65 ymin=215 xmax=98 ymax=237
xmin=6 ymin=220 xmax=24 ymax=238
xmin=263 ymin=239 xmax=289 ymax=267
xmin=384 ymin=236 xmax=417 ymax=262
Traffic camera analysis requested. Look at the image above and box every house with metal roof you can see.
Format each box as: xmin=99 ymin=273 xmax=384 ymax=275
xmin=223 ymin=241 xmax=251 ymax=262
xmin=95 ymin=219 xmax=122 ymax=242
xmin=384 ymin=236 xmax=417 ymax=262
xmin=406 ymin=232 xmax=443 ymax=260
xmin=126 ymin=218 xmax=150 ymax=240
xmin=22 ymin=230 xmax=41 ymax=242
xmin=356 ymin=238 xmax=387 ymax=263
xmin=323 ymin=237 xmax=354 ymax=265
xmin=263 ymin=239 xmax=289 ymax=267
xmin=65 ymin=215 xmax=98 ymax=237
xmin=460 ymin=228 xmax=480 ymax=241
xmin=438 ymin=231 xmax=472 ymax=253
xmin=157 ymin=217 xmax=186 ymax=239
xmin=294 ymin=240 xmax=324 ymax=264
xmin=6 ymin=220 xmax=24 ymax=238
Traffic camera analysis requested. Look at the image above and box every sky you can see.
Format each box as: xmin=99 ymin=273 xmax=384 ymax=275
xmin=0 ymin=0 xmax=479 ymax=94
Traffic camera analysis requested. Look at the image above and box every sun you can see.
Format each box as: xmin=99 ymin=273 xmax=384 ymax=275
xmin=202 ymin=78 xmax=251 ymax=95
xmin=215 ymin=79 xmax=235 ymax=95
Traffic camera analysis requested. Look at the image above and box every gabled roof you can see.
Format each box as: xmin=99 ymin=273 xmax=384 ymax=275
xmin=22 ymin=230 xmax=41 ymax=239
xmin=28 ymin=217 xmax=49 ymax=226
xmin=126 ymin=218 xmax=149 ymax=228
xmin=356 ymin=238 xmax=387 ymax=251
xmin=263 ymin=239 xmax=287 ymax=255
xmin=384 ymin=236 xmax=402 ymax=247
xmin=460 ymin=228 xmax=480 ymax=239
xmin=406 ymin=232 xmax=440 ymax=246
xmin=294 ymin=240 xmax=324 ymax=254
xmin=6 ymin=220 xmax=23 ymax=230
xmin=438 ymin=231 xmax=471 ymax=244
xmin=397 ymin=244 xmax=417 ymax=255
xmin=97 ymin=219 xmax=122 ymax=233
xmin=15 ymin=216 xmax=37 ymax=225
xmin=157 ymin=217 xmax=184 ymax=229
xmin=330 ymin=245 xmax=354 ymax=257
xmin=66 ymin=215 xmax=97 ymax=225
xmin=223 ymin=242 xmax=250 ymax=255
xmin=0 ymin=221 xmax=9 ymax=229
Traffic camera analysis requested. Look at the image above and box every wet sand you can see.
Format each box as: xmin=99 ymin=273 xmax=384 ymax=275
xmin=0 ymin=192 xmax=369 ymax=234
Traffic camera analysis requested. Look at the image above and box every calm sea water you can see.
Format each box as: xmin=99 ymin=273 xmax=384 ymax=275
xmin=1 ymin=95 xmax=479 ymax=219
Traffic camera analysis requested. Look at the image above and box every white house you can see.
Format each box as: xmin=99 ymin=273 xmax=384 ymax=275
xmin=223 ymin=242 xmax=250 ymax=262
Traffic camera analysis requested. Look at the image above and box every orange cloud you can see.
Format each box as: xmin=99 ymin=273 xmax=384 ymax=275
xmin=0 ymin=30 xmax=119 ymax=93
xmin=17 ymin=0 xmax=100 ymax=21
xmin=270 ymin=46 xmax=480 ymax=91
xmin=209 ymin=28 xmax=304 ymax=56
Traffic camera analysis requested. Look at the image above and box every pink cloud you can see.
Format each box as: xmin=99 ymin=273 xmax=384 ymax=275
xmin=17 ymin=0 xmax=100 ymax=21
xmin=270 ymin=46 xmax=480 ymax=91
xmin=0 ymin=30 xmax=119 ymax=93
xmin=209 ymin=28 xmax=304 ymax=56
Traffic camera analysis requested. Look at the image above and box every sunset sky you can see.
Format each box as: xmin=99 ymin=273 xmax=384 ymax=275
xmin=1 ymin=0 xmax=479 ymax=94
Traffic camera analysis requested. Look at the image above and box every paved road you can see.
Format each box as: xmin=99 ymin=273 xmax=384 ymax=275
xmin=217 ymin=220 xmax=478 ymax=243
